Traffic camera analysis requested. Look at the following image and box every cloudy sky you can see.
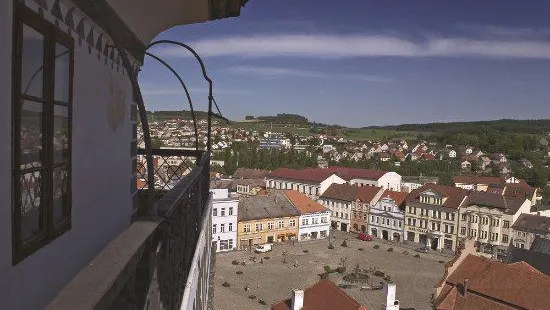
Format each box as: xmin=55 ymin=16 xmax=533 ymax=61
xmin=140 ymin=0 xmax=550 ymax=127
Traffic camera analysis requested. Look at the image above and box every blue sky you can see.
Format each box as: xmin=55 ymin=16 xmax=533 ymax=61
xmin=140 ymin=0 xmax=550 ymax=127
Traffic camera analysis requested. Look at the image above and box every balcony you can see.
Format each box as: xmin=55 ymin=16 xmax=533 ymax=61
xmin=46 ymin=149 xmax=213 ymax=310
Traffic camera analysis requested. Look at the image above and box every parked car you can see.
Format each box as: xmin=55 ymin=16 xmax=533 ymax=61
xmin=254 ymin=243 xmax=273 ymax=253
xmin=415 ymin=246 xmax=429 ymax=253
xmin=357 ymin=233 xmax=374 ymax=241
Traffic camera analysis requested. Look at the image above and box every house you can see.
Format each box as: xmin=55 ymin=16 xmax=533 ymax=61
xmin=511 ymin=213 xmax=550 ymax=249
xmin=460 ymin=160 xmax=471 ymax=170
xmin=433 ymin=253 xmax=550 ymax=310
xmin=319 ymin=184 xmax=356 ymax=232
xmin=266 ymin=168 xmax=347 ymax=199
xmin=350 ymin=186 xmax=386 ymax=234
xmin=519 ymin=158 xmax=534 ymax=169
xmin=284 ymin=190 xmax=331 ymax=241
xmin=379 ymin=152 xmax=391 ymax=162
xmin=457 ymin=192 xmax=531 ymax=259
xmin=368 ymin=190 xmax=408 ymax=242
xmin=506 ymin=236 xmax=550 ymax=275
xmin=492 ymin=153 xmax=507 ymax=163
xmin=448 ymin=150 xmax=457 ymax=158
xmin=237 ymin=191 xmax=300 ymax=250
xmin=401 ymin=175 xmax=439 ymax=193
xmin=453 ymin=176 xmax=502 ymax=191
xmin=271 ymin=280 xmax=368 ymax=310
xmin=404 ymin=184 xmax=468 ymax=251
xmin=421 ymin=153 xmax=436 ymax=161
xmin=322 ymin=144 xmax=334 ymax=153
xmin=464 ymin=146 xmax=473 ymax=155
xmin=233 ymin=168 xmax=270 ymax=180
xmin=211 ymin=189 xmax=239 ymax=252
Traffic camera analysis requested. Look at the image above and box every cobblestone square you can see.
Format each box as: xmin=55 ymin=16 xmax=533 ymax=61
xmin=213 ymin=230 xmax=450 ymax=310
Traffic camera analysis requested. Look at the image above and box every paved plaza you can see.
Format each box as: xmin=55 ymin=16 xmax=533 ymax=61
xmin=212 ymin=230 xmax=450 ymax=310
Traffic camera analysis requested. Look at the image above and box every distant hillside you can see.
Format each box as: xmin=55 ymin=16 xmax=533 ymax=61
xmin=362 ymin=119 xmax=550 ymax=135
xmin=147 ymin=110 xmax=209 ymax=121
xmin=244 ymin=113 xmax=309 ymax=125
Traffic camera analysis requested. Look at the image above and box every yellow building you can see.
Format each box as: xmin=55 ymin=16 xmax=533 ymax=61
xmin=237 ymin=192 xmax=300 ymax=250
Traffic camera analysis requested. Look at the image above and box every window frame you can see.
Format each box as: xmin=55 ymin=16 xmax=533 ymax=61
xmin=12 ymin=6 xmax=74 ymax=265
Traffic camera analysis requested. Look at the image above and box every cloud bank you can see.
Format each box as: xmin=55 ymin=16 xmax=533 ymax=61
xmin=154 ymin=33 xmax=550 ymax=60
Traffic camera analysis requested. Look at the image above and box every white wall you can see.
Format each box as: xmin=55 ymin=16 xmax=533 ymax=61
xmin=211 ymin=190 xmax=238 ymax=252
xmin=298 ymin=212 xmax=331 ymax=241
xmin=378 ymin=172 xmax=402 ymax=192
xmin=319 ymin=174 xmax=346 ymax=196
xmin=0 ymin=4 xmax=134 ymax=309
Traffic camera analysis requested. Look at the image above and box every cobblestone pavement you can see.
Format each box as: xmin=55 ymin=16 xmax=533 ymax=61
xmin=212 ymin=230 xmax=450 ymax=310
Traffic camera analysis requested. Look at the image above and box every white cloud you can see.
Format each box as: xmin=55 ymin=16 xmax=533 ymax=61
xmin=142 ymin=87 xmax=250 ymax=96
xmin=227 ymin=65 xmax=393 ymax=83
xmin=154 ymin=33 xmax=550 ymax=60
xmin=228 ymin=66 xmax=328 ymax=78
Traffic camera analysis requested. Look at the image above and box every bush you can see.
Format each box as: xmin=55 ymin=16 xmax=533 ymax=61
xmin=336 ymin=267 xmax=346 ymax=273
xmin=439 ymin=260 xmax=445 ymax=264
xmin=328 ymin=243 xmax=334 ymax=249
xmin=236 ymin=271 xmax=243 ymax=275
xmin=222 ymin=281 xmax=230 ymax=287
xmin=387 ymin=247 xmax=394 ymax=252
xmin=402 ymin=251 xmax=409 ymax=255
xmin=358 ymin=248 xmax=364 ymax=251
xmin=341 ymin=240 xmax=348 ymax=247
xmin=249 ymin=295 xmax=257 ymax=300
xmin=241 ymin=262 xmax=246 ymax=266
xmin=383 ymin=275 xmax=392 ymax=281
xmin=414 ymin=254 xmax=421 ymax=258
xmin=374 ymin=270 xmax=385 ymax=277
xmin=373 ymin=244 xmax=380 ymax=249
xmin=319 ymin=273 xmax=329 ymax=280
xmin=324 ymin=265 xmax=332 ymax=274
xmin=258 ymin=300 xmax=267 ymax=305
xmin=231 ymin=260 xmax=239 ymax=265
xmin=303 ymin=250 xmax=309 ymax=253
xmin=264 ymin=256 xmax=270 ymax=260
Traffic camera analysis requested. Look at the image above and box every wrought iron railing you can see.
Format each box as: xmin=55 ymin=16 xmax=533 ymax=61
xmin=136 ymin=148 xmax=204 ymax=191
xmin=46 ymin=153 xmax=212 ymax=310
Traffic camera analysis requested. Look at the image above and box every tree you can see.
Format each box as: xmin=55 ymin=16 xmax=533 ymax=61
xmin=151 ymin=137 xmax=164 ymax=149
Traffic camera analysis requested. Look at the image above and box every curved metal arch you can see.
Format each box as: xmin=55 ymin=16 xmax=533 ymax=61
xmin=107 ymin=45 xmax=199 ymax=150
xmin=148 ymin=40 xmax=225 ymax=154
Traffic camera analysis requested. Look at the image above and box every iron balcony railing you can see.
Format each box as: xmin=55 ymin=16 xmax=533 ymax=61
xmin=46 ymin=151 xmax=212 ymax=310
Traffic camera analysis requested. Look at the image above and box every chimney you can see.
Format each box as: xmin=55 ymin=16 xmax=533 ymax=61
xmin=383 ymin=282 xmax=399 ymax=310
xmin=291 ymin=289 xmax=304 ymax=310
xmin=463 ymin=278 xmax=469 ymax=296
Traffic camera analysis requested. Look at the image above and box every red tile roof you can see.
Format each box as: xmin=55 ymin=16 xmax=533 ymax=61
xmin=434 ymin=254 xmax=550 ymax=310
xmin=511 ymin=213 xmax=550 ymax=232
xmin=320 ymin=183 xmax=383 ymax=203
xmin=407 ymin=184 xmax=467 ymax=209
xmin=271 ymin=280 xmax=366 ymax=310
xmin=453 ymin=176 xmax=503 ymax=186
xmin=284 ymin=190 xmax=328 ymax=214
xmin=378 ymin=190 xmax=408 ymax=206
xmin=325 ymin=166 xmax=387 ymax=181
xmin=355 ymin=186 xmax=384 ymax=203
xmin=268 ymin=168 xmax=336 ymax=183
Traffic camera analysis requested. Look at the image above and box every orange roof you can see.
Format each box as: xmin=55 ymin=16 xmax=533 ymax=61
xmin=284 ymin=190 xmax=328 ymax=214
xmin=271 ymin=280 xmax=366 ymax=310
xmin=434 ymin=254 xmax=550 ymax=310
xmin=379 ymin=190 xmax=408 ymax=206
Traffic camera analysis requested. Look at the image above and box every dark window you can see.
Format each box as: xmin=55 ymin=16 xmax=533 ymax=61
xmin=12 ymin=6 xmax=74 ymax=264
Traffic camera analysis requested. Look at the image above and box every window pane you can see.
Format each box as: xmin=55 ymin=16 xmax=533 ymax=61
xmin=21 ymin=25 xmax=44 ymax=98
xmin=20 ymin=100 xmax=43 ymax=169
xmin=54 ymin=43 xmax=70 ymax=102
xmin=53 ymin=166 xmax=70 ymax=224
xmin=53 ymin=105 xmax=69 ymax=163
xmin=20 ymin=170 xmax=45 ymax=240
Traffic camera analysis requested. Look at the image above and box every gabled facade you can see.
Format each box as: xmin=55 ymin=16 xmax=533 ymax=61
xmin=266 ymin=168 xmax=346 ymax=199
xmin=511 ymin=213 xmax=550 ymax=249
xmin=457 ymin=192 xmax=530 ymax=259
xmin=284 ymin=190 xmax=331 ymax=241
xmin=404 ymin=184 xmax=467 ymax=251
xmin=368 ymin=190 xmax=408 ymax=242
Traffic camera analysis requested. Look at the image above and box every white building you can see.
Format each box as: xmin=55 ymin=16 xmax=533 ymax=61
xmin=266 ymin=168 xmax=346 ymax=199
xmin=368 ymin=191 xmax=408 ymax=242
xmin=284 ymin=191 xmax=331 ymax=241
xmin=458 ymin=192 xmax=531 ymax=259
xmin=510 ymin=213 xmax=550 ymax=249
xmin=211 ymin=189 xmax=238 ymax=252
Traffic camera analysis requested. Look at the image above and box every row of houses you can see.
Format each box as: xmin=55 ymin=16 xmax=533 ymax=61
xmin=210 ymin=189 xmax=331 ymax=252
